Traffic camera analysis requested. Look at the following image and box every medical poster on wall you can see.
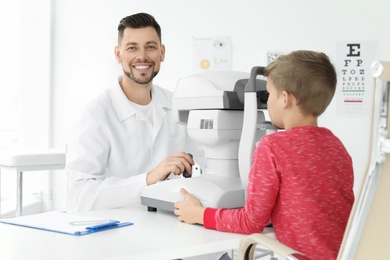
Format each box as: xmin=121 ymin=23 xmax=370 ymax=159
xmin=335 ymin=41 xmax=378 ymax=117
xmin=192 ymin=36 xmax=232 ymax=73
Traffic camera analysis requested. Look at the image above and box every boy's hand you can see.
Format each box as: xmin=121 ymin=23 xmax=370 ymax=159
xmin=174 ymin=188 xmax=205 ymax=224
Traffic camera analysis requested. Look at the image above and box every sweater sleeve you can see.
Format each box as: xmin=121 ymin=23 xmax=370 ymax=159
xmin=203 ymin=208 xmax=218 ymax=229
xmin=202 ymin=136 xmax=280 ymax=234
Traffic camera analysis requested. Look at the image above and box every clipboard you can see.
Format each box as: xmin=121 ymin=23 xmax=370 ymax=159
xmin=0 ymin=211 xmax=133 ymax=236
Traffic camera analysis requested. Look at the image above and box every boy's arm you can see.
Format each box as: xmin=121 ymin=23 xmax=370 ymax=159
xmin=174 ymin=188 xmax=205 ymax=224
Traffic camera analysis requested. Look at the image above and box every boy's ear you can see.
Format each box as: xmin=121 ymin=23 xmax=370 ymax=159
xmin=282 ymin=90 xmax=293 ymax=108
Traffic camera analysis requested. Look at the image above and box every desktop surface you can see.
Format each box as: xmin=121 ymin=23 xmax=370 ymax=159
xmin=0 ymin=203 xmax=275 ymax=259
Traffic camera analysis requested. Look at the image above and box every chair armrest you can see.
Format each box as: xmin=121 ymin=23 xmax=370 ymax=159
xmin=238 ymin=233 xmax=305 ymax=260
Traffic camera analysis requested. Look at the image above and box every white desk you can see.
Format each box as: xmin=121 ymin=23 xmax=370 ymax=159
xmin=0 ymin=203 xmax=275 ymax=260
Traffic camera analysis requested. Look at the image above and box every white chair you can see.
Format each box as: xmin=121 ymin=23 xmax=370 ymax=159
xmin=238 ymin=61 xmax=390 ymax=260
xmin=0 ymin=149 xmax=65 ymax=217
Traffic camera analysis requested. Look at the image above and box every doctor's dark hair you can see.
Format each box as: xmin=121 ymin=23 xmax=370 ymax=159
xmin=264 ymin=50 xmax=337 ymax=117
xmin=117 ymin=12 xmax=162 ymax=44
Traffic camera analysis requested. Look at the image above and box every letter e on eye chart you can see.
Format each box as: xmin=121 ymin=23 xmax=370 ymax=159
xmin=335 ymin=41 xmax=378 ymax=117
xmin=192 ymin=36 xmax=232 ymax=73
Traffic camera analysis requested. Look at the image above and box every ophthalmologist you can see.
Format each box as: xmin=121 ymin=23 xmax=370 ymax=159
xmin=65 ymin=13 xmax=204 ymax=212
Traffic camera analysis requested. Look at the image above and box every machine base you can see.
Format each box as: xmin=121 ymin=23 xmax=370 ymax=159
xmin=140 ymin=175 xmax=245 ymax=212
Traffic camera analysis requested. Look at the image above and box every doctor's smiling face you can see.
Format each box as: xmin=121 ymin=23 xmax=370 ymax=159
xmin=115 ymin=26 xmax=165 ymax=85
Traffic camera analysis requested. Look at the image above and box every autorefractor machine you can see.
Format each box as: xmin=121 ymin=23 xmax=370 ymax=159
xmin=140 ymin=67 xmax=276 ymax=211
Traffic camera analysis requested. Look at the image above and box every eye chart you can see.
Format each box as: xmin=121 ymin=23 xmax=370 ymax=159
xmin=336 ymin=41 xmax=378 ymax=117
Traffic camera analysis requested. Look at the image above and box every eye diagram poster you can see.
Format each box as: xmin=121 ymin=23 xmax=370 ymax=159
xmin=336 ymin=41 xmax=378 ymax=117
xmin=192 ymin=36 xmax=232 ymax=73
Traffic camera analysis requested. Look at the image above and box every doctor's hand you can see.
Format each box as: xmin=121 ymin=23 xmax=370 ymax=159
xmin=146 ymin=152 xmax=194 ymax=185
xmin=174 ymin=188 xmax=205 ymax=225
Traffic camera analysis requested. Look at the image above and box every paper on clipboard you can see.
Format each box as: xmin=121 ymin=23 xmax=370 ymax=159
xmin=0 ymin=211 xmax=133 ymax=236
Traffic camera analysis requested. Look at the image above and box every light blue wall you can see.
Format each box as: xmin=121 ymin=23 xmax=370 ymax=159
xmin=50 ymin=0 xmax=390 ymax=208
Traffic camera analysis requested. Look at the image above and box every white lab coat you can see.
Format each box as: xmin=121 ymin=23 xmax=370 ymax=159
xmin=66 ymin=77 xmax=204 ymax=212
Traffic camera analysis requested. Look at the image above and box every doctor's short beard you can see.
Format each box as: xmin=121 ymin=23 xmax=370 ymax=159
xmin=123 ymin=69 xmax=159 ymax=85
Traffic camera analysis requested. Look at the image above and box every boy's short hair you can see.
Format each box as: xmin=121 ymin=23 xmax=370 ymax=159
xmin=117 ymin=12 xmax=162 ymax=44
xmin=264 ymin=50 xmax=337 ymax=116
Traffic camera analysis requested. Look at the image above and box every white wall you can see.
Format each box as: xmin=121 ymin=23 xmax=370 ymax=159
xmin=50 ymin=0 xmax=390 ymax=209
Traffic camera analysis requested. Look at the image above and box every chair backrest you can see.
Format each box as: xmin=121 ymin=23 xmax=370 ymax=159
xmin=337 ymin=61 xmax=390 ymax=260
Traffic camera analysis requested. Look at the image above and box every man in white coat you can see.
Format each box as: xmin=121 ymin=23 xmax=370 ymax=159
xmin=66 ymin=13 xmax=204 ymax=212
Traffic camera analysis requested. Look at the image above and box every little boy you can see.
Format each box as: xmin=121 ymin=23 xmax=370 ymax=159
xmin=174 ymin=50 xmax=354 ymax=260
